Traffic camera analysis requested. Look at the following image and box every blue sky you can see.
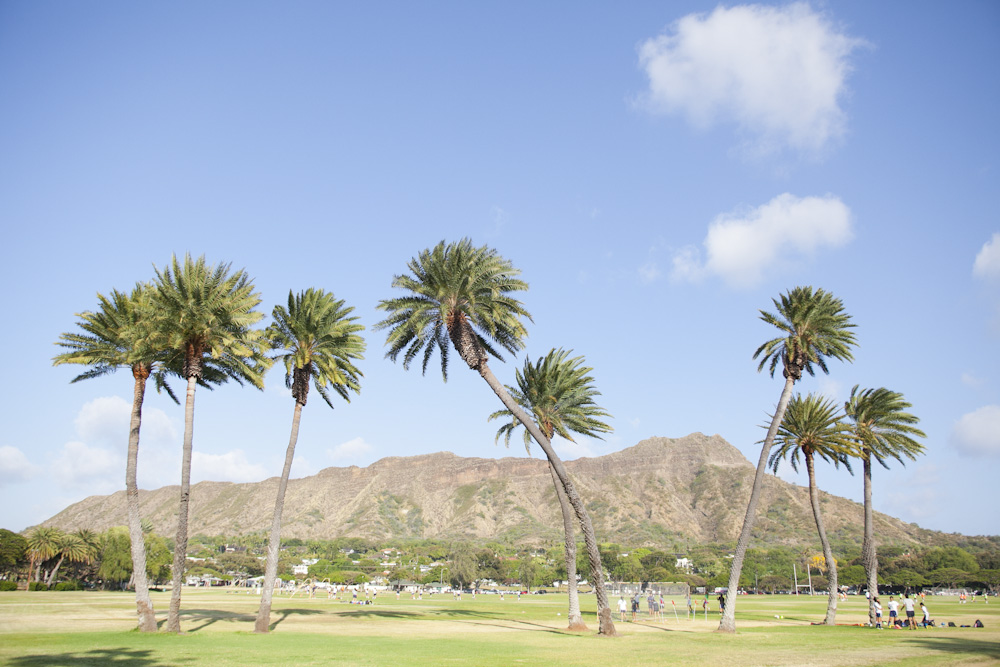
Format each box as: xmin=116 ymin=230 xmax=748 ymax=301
xmin=2 ymin=1 xmax=998 ymax=539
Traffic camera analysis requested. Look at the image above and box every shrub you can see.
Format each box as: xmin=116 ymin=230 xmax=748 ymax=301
xmin=0 ymin=581 xmax=18 ymax=591
xmin=28 ymin=582 xmax=48 ymax=591
xmin=53 ymin=581 xmax=80 ymax=591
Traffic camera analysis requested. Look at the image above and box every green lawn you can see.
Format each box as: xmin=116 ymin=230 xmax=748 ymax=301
xmin=1 ymin=589 xmax=997 ymax=666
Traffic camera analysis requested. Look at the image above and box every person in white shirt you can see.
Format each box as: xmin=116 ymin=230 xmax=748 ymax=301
xmin=903 ymin=594 xmax=916 ymax=629
xmin=888 ymin=596 xmax=899 ymax=626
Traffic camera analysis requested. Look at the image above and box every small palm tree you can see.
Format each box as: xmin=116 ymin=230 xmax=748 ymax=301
xmin=376 ymin=239 xmax=617 ymax=635
xmin=26 ymin=526 xmax=64 ymax=584
xmin=488 ymin=348 xmax=613 ymax=631
xmin=720 ymin=286 xmax=857 ymax=633
xmin=768 ymin=393 xmax=856 ymax=625
xmin=152 ymin=254 xmax=271 ymax=633
xmin=844 ymin=386 xmax=925 ymax=626
xmin=53 ymin=284 xmax=181 ymax=631
xmin=44 ymin=533 xmax=95 ymax=586
xmin=254 ymin=288 xmax=365 ymax=633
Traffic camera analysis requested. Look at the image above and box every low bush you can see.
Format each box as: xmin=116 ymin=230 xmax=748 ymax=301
xmin=28 ymin=582 xmax=48 ymax=591
xmin=0 ymin=580 xmax=18 ymax=591
xmin=53 ymin=581 xmax=80 ymax=591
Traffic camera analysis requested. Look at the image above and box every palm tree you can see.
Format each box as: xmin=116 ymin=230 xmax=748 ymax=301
xmin=44 ymin=533 xmax=95 ymax=586
xmin=488 ymin=348 xmax=613 ymax=631
xmin=53 ymin=284 xmax=181 ymax=631
xmin=26 ymin=526 xmax=63 ymax=584
xmin=844 ymin=386 xmax=925 ymax=626
xmin=376 ymin=239 xmax=617 ymax=636
xmin=152 ymin=254 xmax=271 ymax=633
xmin=768 ymin=393 xmax=856 ymax=625
xmin=254 ymin=288 xmax=365 ymax=633
xmin=720 ymin=286 xmax=857 ymax=633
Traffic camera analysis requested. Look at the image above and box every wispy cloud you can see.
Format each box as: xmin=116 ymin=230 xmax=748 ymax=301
xmin=192 ymin=450 xmax=268 ymax=483
xmin=0 ymin=445 xmax=39 ymax=486
xmin=671 ymin=193 xmax=853 ymax=288
xmin=636 ymin=3 xmax=865 ymax=156
xmin=973 ymin=232 xmax=1000 ymax=280
xmin=950 ymin=405 xmax=1000 ymax=457
xmin=327 ymin=437 xmax=375 ymax=465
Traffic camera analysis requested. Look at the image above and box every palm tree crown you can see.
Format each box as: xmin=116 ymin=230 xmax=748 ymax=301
xmin=769 ymin=393 xmax=857 ymax=474
xmin=53 ymin=284 xmax=181 ymax=400
xmin=489 ymin=348 xmax=612 ymax=451
xmin=269 ymin=288 xmax=366 ymax=407
xmin=152 ymin=253 xmax=270 ymax=385
xmin=375 ymin=238 xmax=531 ymax=379
xmin=844 ymin=385 xmax=926 ymax=466
xmin=754 ymin=286 xmax=857 ymax=381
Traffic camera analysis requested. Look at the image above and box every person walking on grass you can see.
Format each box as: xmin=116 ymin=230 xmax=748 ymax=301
xmin=903 ymin=593 xmax=916 ymax=629
xmin=618 ymin=596 xmax=627 ymax=623
xmin=920 ymin=601 xmax=930 ymax=627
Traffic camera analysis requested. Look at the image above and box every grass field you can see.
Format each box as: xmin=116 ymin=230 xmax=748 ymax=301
xmin=0 ymin=589 xmax=997 ymax=666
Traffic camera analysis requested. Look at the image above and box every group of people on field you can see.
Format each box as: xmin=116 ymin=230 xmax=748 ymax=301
xmin=872 ymin=593 xmax=930 ymax=628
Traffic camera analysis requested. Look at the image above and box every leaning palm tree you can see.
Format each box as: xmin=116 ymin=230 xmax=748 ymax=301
xmin=376 ymin=239 xmax=617 ymax=636
xmin=254 ymin=288 xmax=365 ymax=634
xmin=53 ymin=284 xmax=183 ymax=631
xmin=719 ymin=286 xmax=857 ymax=633
xmin=26 ymin=526 xmax=64 ymax=585
xmin=488 ymin=348 xmax=613 ymax=631
xmin=152 ymin=254 xmax=271 ymax=633
xmin=44 ymin=533 xmax=95 ymax=586
xmin=844 ymin=385 xmax=925 ymax=626
xmin=768 ymin=393 xmax=856 ymax=625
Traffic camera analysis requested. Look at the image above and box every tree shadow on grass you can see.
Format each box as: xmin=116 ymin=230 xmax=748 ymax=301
xmin=908 ymin=636 xmax=1000 ymax=662
xmin=7 ymin=648 xmax=186 ymax=667
xmin=267 ymin=607 xmax=326 ymax=631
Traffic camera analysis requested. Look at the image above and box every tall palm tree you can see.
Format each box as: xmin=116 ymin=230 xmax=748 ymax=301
xmin=53 ymin=284 xmax=183 ymax=631
xmin=488 ymin=348 xmax=613 ymax=631
xmin=26 ymin=526 xmax=64 ymax=585
xmin=768 ymin=393 xmax=856 ymax=625
xmin=844 ymin=386 xmax=925 ymax=626
xmin=152 ymin=254 xmax=271 ymax=633
xmin=376 ymin=239 xmax=617 ymax=636
xmin=720 ymin=286 xmax=857 ymax=633
xmin=254 ymin=288 xmax=365 ymax=633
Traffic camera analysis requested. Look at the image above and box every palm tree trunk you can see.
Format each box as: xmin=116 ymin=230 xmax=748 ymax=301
xmin=719 ymin=374 xmax=796 ymax=633
xmin=478 ymin=362 xmax=616 ymax=636
xmin=804 ymin=451 xmax=837 ymax=625
xmin=861 ymin=454 xmax=877 ymax=626
xmin=166 ymin=375 xmax=198 ymax=633
xmin=549 ymin=462 xmax=585 ymax=631
xmin=255 ymin=400 xmax=304 ymax=633
xmin=127 ymin=370 xmax=157 ymax=632
xmin=44 ymin=554 xmax=65 ymax=587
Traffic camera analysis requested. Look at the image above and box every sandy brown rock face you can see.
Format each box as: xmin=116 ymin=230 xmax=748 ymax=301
xmin=38 ymin=434 xmax=937 ymax=549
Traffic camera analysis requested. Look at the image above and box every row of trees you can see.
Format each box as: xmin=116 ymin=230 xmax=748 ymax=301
xmin=47 ymin=243 xmax=935 ymax=636
xmin=720 ymin=287 xmax=926 ymax=631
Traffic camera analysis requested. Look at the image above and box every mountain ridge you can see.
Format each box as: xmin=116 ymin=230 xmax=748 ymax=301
xmin=41 ymin=433 xmax=958 ymax=548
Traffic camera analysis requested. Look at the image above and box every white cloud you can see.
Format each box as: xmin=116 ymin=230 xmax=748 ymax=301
xmin=951 ymin=405 xmax=1000 ymax=457
xmin=0 ymin=445 xmax=38 ymax=485
xmin=52 ymin=441 xmax=121 ymax=491
xmin=961 ymin=372 xmax=985 ymax=388
xmin=671 ymin=193 xmax=852 ymax=288
xmin=881 ymin=463 xmax=941 ymax=523
xmin=638 ymin=261 xmax=662 ymax=283
xmin=290 ymin=455 xmax=318 ymax=479
xmin=973 ymin=232 xmax=1000 ymax=279
xmin=327 ymin=437 xmax=375 ymax=465
xmin=74 ymin=396 xmax=131 ymax=445
xmin=73 ymin=395 xmax=177 ymax=447
xmin=552 ymin=436 xmax=597 ymax=461
xmin=192 ymin=449 xmax=267 ymax=483
xmin=637 ymin=3 xmax=865 ymax=155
